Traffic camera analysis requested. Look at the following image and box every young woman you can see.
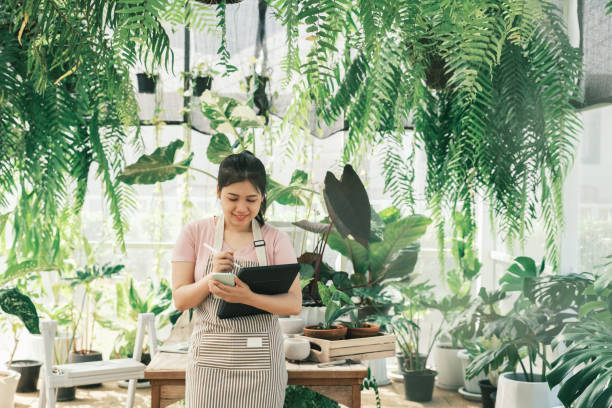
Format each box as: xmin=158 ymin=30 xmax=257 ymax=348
xmin=171 ymin=151 xmax=302 ymax=408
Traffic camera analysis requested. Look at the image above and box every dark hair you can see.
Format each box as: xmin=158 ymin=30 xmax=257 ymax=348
xmin=218 ymin=150 xmax=267 ymax=226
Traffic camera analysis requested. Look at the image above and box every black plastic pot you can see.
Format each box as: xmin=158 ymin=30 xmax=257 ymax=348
xmin=136 ymin=73 xmax=157 ymax=94
xmin=57 ymin=386 xmax=76 ymax=401
xmin=9 ymin=360 xmax=42 ymax=393
xmin=193 ymin=76 xmax=212 ymax=97
xmin=402 ymin=369 xmax=437 ymax=402
xmin=479 ymin=379 xmax=497 ymax=408
xmin=70 ymin=350 xmax=103 ymax=388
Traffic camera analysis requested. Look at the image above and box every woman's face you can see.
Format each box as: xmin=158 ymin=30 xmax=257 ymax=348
xmin=217 ymin=180 xmax=263 ymax=229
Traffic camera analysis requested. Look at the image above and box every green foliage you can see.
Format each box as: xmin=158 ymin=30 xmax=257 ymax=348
xmin=323 ymin=165 xmax=371 ymax=249
xmin=283 ymin=385 xmax=339 ymax=408
xmin=0 ymin=288 xmax=39 ymax=334
xmin=269 ymin=0 xmax=582 ymax=269
xmin=547 ymin=320 xmax=612 ymax=408
xmin=0 ymin=0 xmax=173 ymax=259
xmin=65 ymin=262 xmax=125 ymax=352
xmin=326 ymin=208 xmax=431 ymax=286
xmin=546 ymin=255 xmax=612 ymax=408
xmin=99 ymin=277 xmax=173 ymax=358
xmin=466 ymin=256 xmax=593 ymax=382
xmin=316 ymin=282 xmax=355 ymax=329
xmin=392 ymin=281 xmax=440 ymax=372
xmin=118 ymin=140 xmax=194 ymax=184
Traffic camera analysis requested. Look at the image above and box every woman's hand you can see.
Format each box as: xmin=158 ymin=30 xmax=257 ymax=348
xmin=208 ymin=276 xmax=254 ymax=304
xmin=212 ymin=250 xmax=235 ymax=273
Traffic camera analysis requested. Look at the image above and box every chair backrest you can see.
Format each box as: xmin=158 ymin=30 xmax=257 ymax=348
xmin=39 ymin=320 xmax=58 ymax=381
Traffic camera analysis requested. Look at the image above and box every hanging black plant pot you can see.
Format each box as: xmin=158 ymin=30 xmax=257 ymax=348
xmin=136 ymin=73 xmax=158 ymax=94
xmin=193 ymin=76 xmax=213 ymax=97
xmin=246 ymin=75 xmax=270 ymax=124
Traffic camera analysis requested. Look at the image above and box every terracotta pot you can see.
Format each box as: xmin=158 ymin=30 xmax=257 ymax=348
xmin=303 ymin=324 xmax=347 ymax=340
xmin=347 ymin=323 xmax=380 ymax=338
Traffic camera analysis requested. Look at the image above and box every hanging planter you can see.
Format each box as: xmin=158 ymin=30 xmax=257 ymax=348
xmin=193 ymin=75 xmax=212 ymax=97
xmin=246 ymin=74 xmax=270 ymax=124
xmin=136 ymin=73 xmax=158 ymax=94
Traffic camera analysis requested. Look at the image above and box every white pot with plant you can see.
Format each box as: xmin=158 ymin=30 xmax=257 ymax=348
xmin=428 ymin=212 xmax=483 ymax=391
xmin=466 ymin=257 xmax=593 ymax=408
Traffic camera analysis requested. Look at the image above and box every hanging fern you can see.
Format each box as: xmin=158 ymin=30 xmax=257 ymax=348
xmin=270 ymin=0 xmax=583 ymax=268
xmin=0 ymin=0 xmax=172 ymax=262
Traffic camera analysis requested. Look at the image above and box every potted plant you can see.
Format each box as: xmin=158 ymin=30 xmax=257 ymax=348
xmin=136 ymin=72 xmax=158 ymax=94
xmin=427 ymin=211 xmax=481 ymax=390
xmin=452 ymin=288 xmax=506 ymax=397
xmin=100 ymin=276 xmax=173 ymax=387
xmin=192 ymin=62 xmax=218 ymax=97
xmin=466 ymin=256 xmax=593 ymax=408
xmin=391 ymin=314 xmax=440 ymax=402
xmin=64 ymin=262 xmax=125 ymax=387
xmin=546 ymin=255 xmax=612 ymax=408
xmin=302 ymin=283 xmax=355 ymax=340
xmin=1 ymin=315 xmax=43 ymax=393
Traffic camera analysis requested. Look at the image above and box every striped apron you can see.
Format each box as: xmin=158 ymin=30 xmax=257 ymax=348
xmin=186 ymin=215 xmax=287 ymax=408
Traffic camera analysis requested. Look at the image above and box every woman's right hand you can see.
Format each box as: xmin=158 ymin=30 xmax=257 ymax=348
xmin=212 ymin=250 xmax=235 ymax=273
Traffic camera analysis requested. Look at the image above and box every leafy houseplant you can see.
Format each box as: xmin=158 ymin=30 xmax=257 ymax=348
xmin=302 ymin=283 xmax=355 ymax=340
xmin=546 ymin=255 xmax=612 ymax=408
xmin=64 ymin=263 xmax=125 ymax=357
xmin=325 ymin=206 xmax=430 ymax=316
xmin=466 ymin=257 xmax=593 ymax=408
xmin=294 ymin=164 xmax=371 ymax=305
xmin=392 ymin=313 xmax=440 ymax=402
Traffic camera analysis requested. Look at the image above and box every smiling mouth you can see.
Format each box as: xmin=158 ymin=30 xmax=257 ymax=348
xmin=232 ymin=214 xmax=248 ymax=220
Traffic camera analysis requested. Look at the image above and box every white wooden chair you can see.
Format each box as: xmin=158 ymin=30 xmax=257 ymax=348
xmin=38 ymin=313 xmax=158 ymax=408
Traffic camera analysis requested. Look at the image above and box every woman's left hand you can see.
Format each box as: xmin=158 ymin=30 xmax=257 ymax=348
xmin=208 ymin=275 xmax=254 ymax=304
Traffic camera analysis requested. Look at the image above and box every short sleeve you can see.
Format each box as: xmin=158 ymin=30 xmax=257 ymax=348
xmin=172 ymin=224 xmax=197 ymax=263
xmin=273 ymin=230 xmax=298 ymax=265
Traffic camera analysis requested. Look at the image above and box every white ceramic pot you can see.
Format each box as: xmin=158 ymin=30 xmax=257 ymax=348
xmin=457 ymin=349 xmax=487 ymax=394
xmin=278 ymin=317 xmax=305 ymax=335
xmin=367 ymin=358 xmax=391 ymax=386
xmin=433 ymin=344 xmax=465 ymax=390
xmin=0 ymin=369 xmax=21 ymax=408
xmin=495 ymin=373 xmax=561 ymax=408
xmin=298 ymin=306 xmax=326 ymax=327
xmin=284 ymin=338 xmax=311 ymax=361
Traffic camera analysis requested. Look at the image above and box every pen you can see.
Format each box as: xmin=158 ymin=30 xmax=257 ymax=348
xmin=203 ymin=242 xmax=241 ymax=269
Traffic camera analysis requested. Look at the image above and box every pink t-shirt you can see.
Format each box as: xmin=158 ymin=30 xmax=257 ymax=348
xmin=171 ymin=217 xmax=298 ymax=282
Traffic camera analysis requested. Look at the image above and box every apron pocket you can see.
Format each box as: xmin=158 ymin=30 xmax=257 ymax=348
xmin=195 ymin=332 xmax=271 ymax=370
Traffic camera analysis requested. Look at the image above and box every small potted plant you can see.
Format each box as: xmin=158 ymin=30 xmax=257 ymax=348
xmin=392 ymin=314 xmax=440 ymax=402
xmin=64 ymin=262 xmax=125 ymax=387
xmin=302 ymin=283 xmax=355 ymax=340
xmin=101 ymin=277 xmax=173 ymax=388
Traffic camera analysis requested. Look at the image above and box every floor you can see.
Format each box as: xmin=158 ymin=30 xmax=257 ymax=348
xmin=15 ymin=382 xmax=481 ymax=408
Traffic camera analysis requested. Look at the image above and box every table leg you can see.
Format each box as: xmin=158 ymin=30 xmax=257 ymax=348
xmin=351 ymin=383 xmax=361 ymax=408
xmin=150 ymin=381 xmax=161 ymax=408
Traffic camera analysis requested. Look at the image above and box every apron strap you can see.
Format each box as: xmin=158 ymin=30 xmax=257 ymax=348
xmin=252 ymin=219 xmax=268 ymax=266
xmin=213 ymin=214 xmax=225 ymax=252
xmin=214 ymin=214 xmax=268 ymax=266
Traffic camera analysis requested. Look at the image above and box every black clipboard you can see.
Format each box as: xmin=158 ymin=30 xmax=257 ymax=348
xmin=217 ymin=263 xmax=301 ymax=319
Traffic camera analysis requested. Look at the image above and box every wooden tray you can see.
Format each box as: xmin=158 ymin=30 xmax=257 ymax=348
xmin=295 ymin=333 xmax=396 ymax=363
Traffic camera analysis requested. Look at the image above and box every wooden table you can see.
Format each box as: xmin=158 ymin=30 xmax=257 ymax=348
xmin=144 ymin=350 xmax=368 ymax=408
